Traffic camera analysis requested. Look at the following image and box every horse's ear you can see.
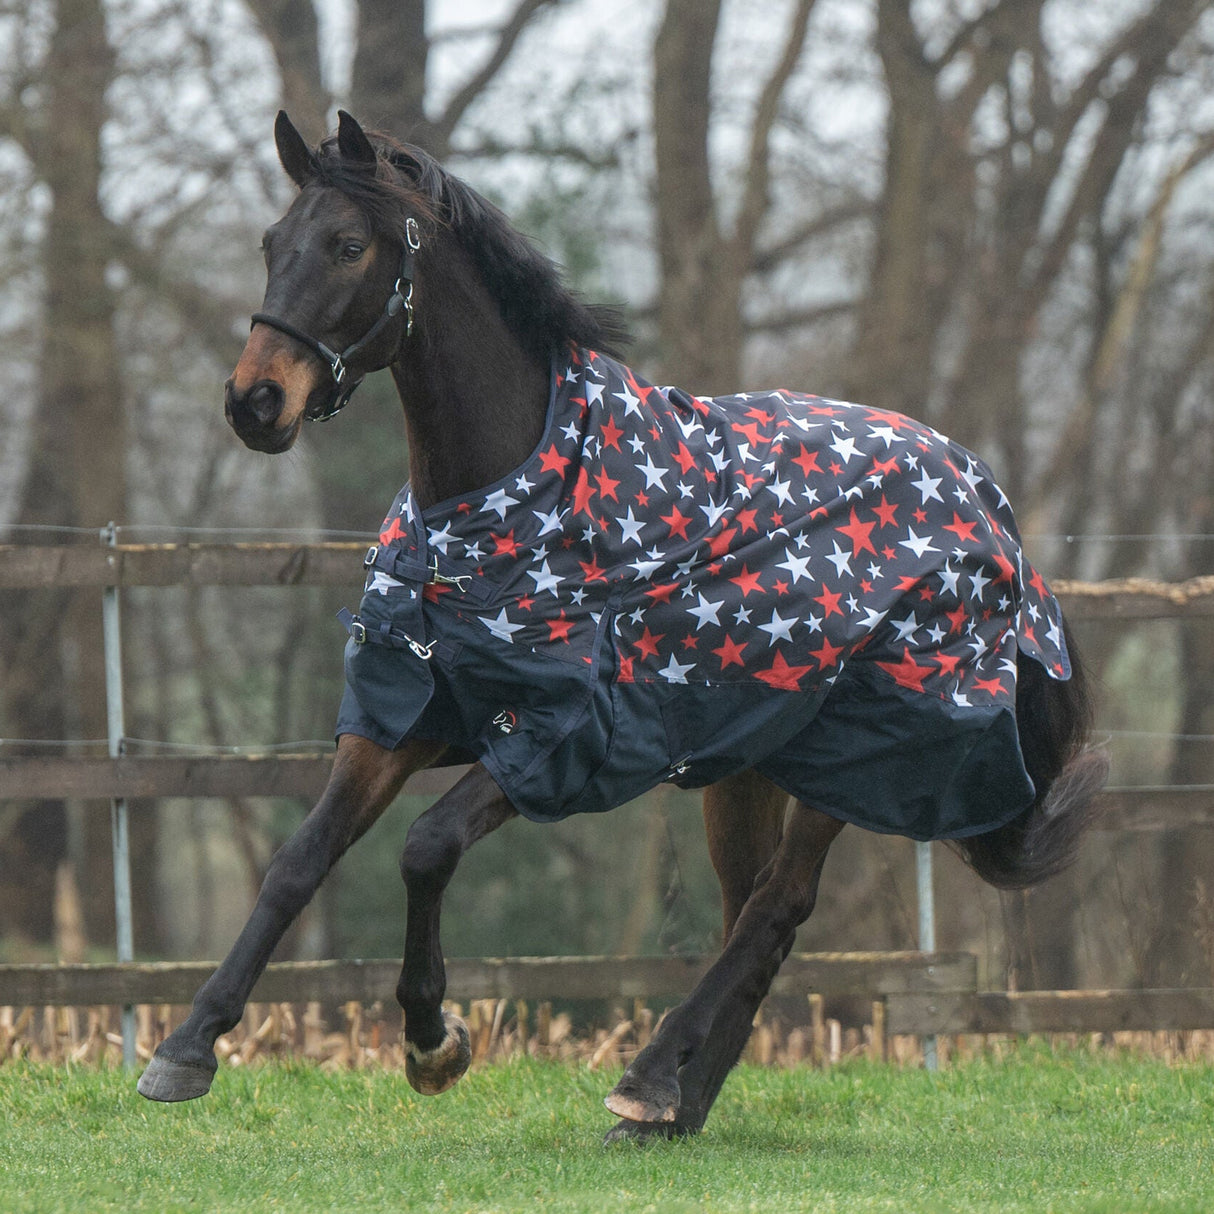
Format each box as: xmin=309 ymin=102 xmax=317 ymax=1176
xmin=275 ymin=110 xmax=317 ymax=188
xmin=337 ymin=110 xmax=377 ymax=169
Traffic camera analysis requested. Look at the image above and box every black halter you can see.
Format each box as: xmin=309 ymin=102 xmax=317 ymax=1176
xmin=251 ymin=216 xmax=422 ymax=422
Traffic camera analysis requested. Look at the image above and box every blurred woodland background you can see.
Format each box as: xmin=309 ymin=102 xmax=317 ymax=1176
xmin=2 ymin=0 xmax=1214 ymax=994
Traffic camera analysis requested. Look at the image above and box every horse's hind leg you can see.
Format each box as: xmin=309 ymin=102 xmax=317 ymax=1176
xmin=396 ymin=765 xmax=517 ymax=1095
xmin=605 ymin=771 xmax=787 ymax=1143
xmin=138 ymin=735 xmax=442 ymax=1102
xmin=605 ymin=800 xmax=843 ymax=1126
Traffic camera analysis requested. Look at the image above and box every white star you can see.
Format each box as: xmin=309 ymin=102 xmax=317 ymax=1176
xmin=700 ymin=500 xmax=729 ymax=528
xmin=483 ymin=488 xmax=519 ymax=520
xmin=687 ymin=594 xmax=725 ymax=630
xmin=899 ymin=528 xmax=939 ymax=559
xmin=482 ymin=608 xmax=524 ymax=644
xmin=428 ymin=524 xmax=457 ymax=554
xmin=639 ymin=457 xmax=669 ymax=490
xmin=938 ymin=563 xmax=962 ymax=597
xmin=830 ymin=433 xmax=861 ymax=463
xmin=889 ymin=612 xmax=919 ymax=643
xmin=368 ymin=571 xmax=402 ymax=596
xmin=528 ymin=559 xmax=562 ymax=597
xmin=776 ymin=552 xmax=813 ymax=583
xmin=628 ymin=433 xmax=647 ymax=455
xmin=769 ymin=476 xmax=794 ymax=506
xmin=733 ymin=604 xmax=753 ymax=625
xmin=867 ymin=424 xmax=899 ymax=447
xmin=926 ymin=622 xmax=947 ymax=645
xmin=658 ymin=654 xmax=696 ymax=683
xmin=825 ymin=541 xmax=852 ymax=579
xmin=629 ymin=556 xmax=663 ymax=579
xmin=911 ymin=468 xmax=944 ymax=504
xmin=618 ymin=506 xmax=646 ymax=546
xmin=969 ymin=569 xmax=991 ymax=600
xmin=514 ymin=474 xmax=535 ymax=495
xmin=532 ymin=506 xmax=564 ymax=537
xmin=615 ymin=383 xmax=642 ymax=417
xmin=757 ymin=609 xmax=797 ymax=644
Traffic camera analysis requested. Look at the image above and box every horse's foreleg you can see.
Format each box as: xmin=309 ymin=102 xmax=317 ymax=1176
xmin=396 ymin=765 xmax=517 ymax=1095
xmin=605 ymin=771 xmax=788 ymax=1144
xmin=605 ymin=800 xmax=844 ymax=1126
xmin=137 ymin=735 xmax=441 ymax=1103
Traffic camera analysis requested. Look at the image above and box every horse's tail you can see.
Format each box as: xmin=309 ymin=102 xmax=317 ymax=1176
xmin=948 ymin=621 xmax=1108 ymax=889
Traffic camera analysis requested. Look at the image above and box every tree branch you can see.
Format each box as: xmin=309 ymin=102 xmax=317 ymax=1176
xmin=751 ymin=199 xmax=873 ymax=274
xmin=432 ymin=0 xmax=563 ymax=147
xmin=731 ymin=0 xmax=819 ymax=263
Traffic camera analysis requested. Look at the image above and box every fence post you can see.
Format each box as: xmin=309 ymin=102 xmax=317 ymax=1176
xmin=102 ymin=523 xmax=136 ymax=1069
xmin=916 ymin=839 xmax=938 ymax=1071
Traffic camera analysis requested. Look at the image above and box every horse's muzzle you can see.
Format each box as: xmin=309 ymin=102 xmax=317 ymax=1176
xmin=224 ymin=378 xmax=298 ymax=453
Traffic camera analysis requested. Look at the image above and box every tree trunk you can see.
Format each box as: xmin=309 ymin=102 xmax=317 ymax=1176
xmin=0 ymin=0 xmax=143 ymax=949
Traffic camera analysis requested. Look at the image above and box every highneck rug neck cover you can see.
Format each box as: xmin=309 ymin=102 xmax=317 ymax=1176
xmin=336 ymin=347 xmax=1069 ymax=840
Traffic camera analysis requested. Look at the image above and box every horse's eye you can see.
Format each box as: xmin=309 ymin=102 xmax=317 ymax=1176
xmin=340 ymin=242 xmax=366 ymax=263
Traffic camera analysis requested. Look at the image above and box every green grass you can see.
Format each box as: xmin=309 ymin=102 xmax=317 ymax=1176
xmin=1 ymin=1046 xmax=1212 ymax=1212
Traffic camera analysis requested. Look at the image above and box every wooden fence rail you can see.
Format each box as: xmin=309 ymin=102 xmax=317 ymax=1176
xmin=4 ymin=954 xmax=1214 ymax=1039
xmin=3 ymin=542 xmax=1214 ymax=618
xmin=0 ymin=952 xmax=973 ymax=1008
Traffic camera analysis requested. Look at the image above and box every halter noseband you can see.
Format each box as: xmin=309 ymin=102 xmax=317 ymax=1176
xmin=250 ymin=216 xmax=422 ymax=422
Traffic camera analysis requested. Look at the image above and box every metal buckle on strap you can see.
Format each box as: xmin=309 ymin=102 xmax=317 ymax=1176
xmin=427 ymin=555 xmax=471 ymax=593
xmin=363 ymin=545 xmax=379 ymax=570
xmin=350 ymin=618 xmax=367 ymax=645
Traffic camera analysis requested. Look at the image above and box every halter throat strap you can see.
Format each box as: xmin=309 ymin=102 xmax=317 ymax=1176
xmin=251 ymin=216 xmax=422 ymax=422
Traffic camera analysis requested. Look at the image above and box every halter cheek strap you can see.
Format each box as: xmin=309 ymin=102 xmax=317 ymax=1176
xmin=251 ymin=216 xmax=422 ymax=422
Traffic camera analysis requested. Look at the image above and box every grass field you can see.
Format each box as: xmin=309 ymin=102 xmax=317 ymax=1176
xmin=2 ymin=1046 xmax=1212 ymax=1213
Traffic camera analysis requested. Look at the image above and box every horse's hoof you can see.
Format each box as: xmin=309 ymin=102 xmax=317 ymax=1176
xmin=602 ymin=1118 xmax=697 ymax=1146
xmin=137 ymin=1054 xmax=216 ymax=1103
xmin=604 ymin=1071 xmax=680 ymax=1124
xmin=405 ymin=1010 xmax=472 ymax=1095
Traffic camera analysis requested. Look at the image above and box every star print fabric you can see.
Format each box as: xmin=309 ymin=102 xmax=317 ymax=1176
xmin=335 ymin=348 xmax=1072 ymax=839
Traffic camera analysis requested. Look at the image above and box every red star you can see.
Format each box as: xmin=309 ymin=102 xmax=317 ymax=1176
xmin=492 ymin=529 xmax=519 ymax=558
xmin=736 ymin=508 xmax=759 ymax=533
xmin=791 ymin=445 xmax=821 ymax=477
xmin=730 ymin=565 xmax=764 ymax=597
xmin=617 ymin=655 xmax=634 ymax=683
xmin=713 ymin=635 xmax=748 ymax=669
xmin=773 ymin=578 xmax=790 ymax=596
xmin=681 ymin=635 xmax=699 ymax=650
xmin=973 ymin=675 xmax=1007 ymax=697
xmin=934 ymin=651 xmax=962 ymax=677
xmin=731 ymin=421 xmax=766 ymax=447
xmin=814 ymin=585 xmax=844 ymax=618
xmin=594 ymin=467 xmax=621 ymax=502
xmin=745 ymin=406 xmax=776 ymax=425
xmin=571 ymin=468 xmax=595 ymax=517
xmin=810 ymin=637 xmax=845 ymax=669
xmin=547 ymin=612 xmax=574 ymax=643
xmin=379 ymin=515 xmax=407 ymax=545
xmin=672 ymin=442 xmax=697 ymax=474
xmin=871 ymin=455 xmax=900 ymax=478
xmin=872 ymin=495 xmax=899 ymax=528
xmin=946 ymin=605 xmax=969 ymax=634
xmin=942 ymin=512 xmax=979 ymax=544
xmin=538 ymin=444 xmax=570 ymax=475
xmin=836 ymin=507 xmax=878 ymax=557
xmin=578 ymin=556 xmax=607 ymax=583
xmin=1029 ymin=568 xmax=1048 ymax=597
xmin=876 ymin=648 xmax=933 ymax=693
xmin=645 ymin=581 xmax=679 ymax=603
xmin=754 ymin=650 xmax=814 ymax=690
xmin=633 ymin=627 xmax=664 ymax=660
xmin=992 ymin=552 xmax=1016 ymax=586
xmin=661 ymin=504 xmax=692 ymax=540
xmin=707 ymin=525 xmax=738 ymax=559
xmin=599 ymin=415 xmax=624 ymax=451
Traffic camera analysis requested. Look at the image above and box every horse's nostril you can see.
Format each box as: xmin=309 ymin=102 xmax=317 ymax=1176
xmin=247 ymin=381 xmax=284 ymax=424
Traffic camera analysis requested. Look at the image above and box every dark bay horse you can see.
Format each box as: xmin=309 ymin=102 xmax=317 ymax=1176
xmin=138 ymin=111 xmax=1107 ymax=1141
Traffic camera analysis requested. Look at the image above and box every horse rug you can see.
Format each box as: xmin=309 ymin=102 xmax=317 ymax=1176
xmin=335 ymin=348 xmax=1071 ymax=841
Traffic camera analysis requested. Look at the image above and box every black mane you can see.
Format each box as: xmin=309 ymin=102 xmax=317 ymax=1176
xmin=310 ymin=132 xmax=630 ymax=362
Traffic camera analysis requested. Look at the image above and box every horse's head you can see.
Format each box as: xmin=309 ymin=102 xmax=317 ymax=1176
xmin=225 ymin=111 xmax=420 ymax=453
